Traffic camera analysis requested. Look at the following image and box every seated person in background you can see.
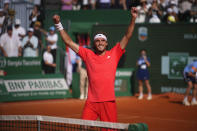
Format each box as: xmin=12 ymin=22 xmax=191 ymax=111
xmin=43 ymin=45 xmax=56 ymax=74
xmin=0 ymin=26 xmax=21 ymax=57
xmin=148 ymin=0 xmax=162 ymax=23
xmin=40 ymin=26 xmax=58 ymax=62
xmin=29 ymin=5 xmax=42 ymax=27
xmin=13 ymin=18 xmax=26 ymax=41
xmin=98 ymin=0 xmax=111 ymax=9
xmin=61 ymin=0 xmax=73 ymax=10
xmin=136 ymin=0 xmax=151 ymax=23
xmin=190 ymin=0 xmax=197 ymax=23
xmin=21 ymin=28 xmax=38 ymax=57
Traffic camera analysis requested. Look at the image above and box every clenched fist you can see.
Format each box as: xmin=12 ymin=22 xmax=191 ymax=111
xmin=53 ymin=15 xmax=60 ymax=24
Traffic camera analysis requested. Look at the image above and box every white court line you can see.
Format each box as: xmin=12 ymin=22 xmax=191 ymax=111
xmin=119 ymin=115 xmax=197 ymax=124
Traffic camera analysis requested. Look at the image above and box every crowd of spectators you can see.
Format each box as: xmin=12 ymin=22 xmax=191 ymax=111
xmin=0 ymin=0 xmax=56 ymax=74
xmin=60 ymin=0 xmax=197 ymax=23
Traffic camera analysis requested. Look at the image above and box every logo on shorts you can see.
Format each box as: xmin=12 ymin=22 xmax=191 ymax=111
xmin=138 ymin=27 xmax=148 ymax=42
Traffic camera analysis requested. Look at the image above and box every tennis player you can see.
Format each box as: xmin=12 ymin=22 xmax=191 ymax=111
xmin=53 ymin=7 xmax=138 ymax=122
xmin=183 ymin=61 xmax=197 ymax=106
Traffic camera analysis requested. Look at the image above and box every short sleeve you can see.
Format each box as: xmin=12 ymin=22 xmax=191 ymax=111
xmin=77 ymin=46 xmax=89 ymax=62
xmin=111 ymin=43 xmax=125 ymax=60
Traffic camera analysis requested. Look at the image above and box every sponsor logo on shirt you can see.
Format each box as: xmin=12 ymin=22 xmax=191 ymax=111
xmin=107 ymin=56 xmax=111 ymax=59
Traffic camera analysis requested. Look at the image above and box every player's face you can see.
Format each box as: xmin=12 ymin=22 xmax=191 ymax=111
xmin=94 ymin=38 xmax=108 ymax=53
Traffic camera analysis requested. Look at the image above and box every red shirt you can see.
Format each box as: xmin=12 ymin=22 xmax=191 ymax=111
xmin=78 ymin=43 xmax=125 ymax=102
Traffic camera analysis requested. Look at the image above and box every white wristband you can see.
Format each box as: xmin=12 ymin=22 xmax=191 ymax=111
xmin=55 ymin=22 xmax=64 ymax=31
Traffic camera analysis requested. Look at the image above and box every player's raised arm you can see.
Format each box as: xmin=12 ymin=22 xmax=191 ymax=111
xmin=53 ymin=15 xmax=79 ymax=53
xmin=120 ymin=7 xmax=138 ymax=49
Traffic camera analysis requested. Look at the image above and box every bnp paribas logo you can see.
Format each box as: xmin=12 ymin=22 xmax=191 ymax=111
xmin=0 ymin=57 xmax=6 ymax=68
xmin=138 ymin=27 xmax=148 ymax=42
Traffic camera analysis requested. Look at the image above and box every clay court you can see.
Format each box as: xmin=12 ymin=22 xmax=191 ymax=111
xmin=0 ymin=93 xmax=197 ymax=131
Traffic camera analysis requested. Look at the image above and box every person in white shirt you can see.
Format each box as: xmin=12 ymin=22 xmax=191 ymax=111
xmin=43 ymin=45 xmax=56 ymax=74
xmin=13 ymin=19 xmax=26 ymax=41
xmin=0 ymin=9 xmax=5 ymax=35
xmin=21 ymin=28 xmax=38 ymax=57
xmin=0 ymin=26 xmax=21 ymax=57
xmin=40 ymin=26 xmax=58 ymax=62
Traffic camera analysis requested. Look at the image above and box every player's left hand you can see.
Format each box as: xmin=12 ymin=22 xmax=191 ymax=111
xmin=131 ymin=7 xmax=138 ymax=19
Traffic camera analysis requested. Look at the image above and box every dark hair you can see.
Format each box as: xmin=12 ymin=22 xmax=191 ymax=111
xmin=7 ymin=25 xmax=12 ymax=31
xmin=139 ymin=49 xmax=147 ymax=53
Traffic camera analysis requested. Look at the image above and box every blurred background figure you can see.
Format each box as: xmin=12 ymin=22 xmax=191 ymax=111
xmin=98 ymin=0 xmax=111 ymax=9
xmin=0 ymin=26 xmax=21 ymax=57
xmin=29 ymin=5 xmax=43 ymax=27
xmin=21 ymin=28 xmax=38 ymax=57
xmin=190 ymin=0 xmax=197 ymax=23
xmin=81 ymin=0 xmax=90 ymax=10
xmin=136 ymin=0 xmax=151 ymax=23
xmin=179 ymin=0 xmax=192 ymax=22
xmin=61 ymin=0 xmax=73 ymax=10
xmin=76 ymin=56 xmax=88 ymax=100
xmin=13 ymin=18 xmax=26 ymax=41
xmin=136 ymin=49 xmax=152 ymax=100
xmin=111 ymin=0 xmax=127 ymax=10
xmin=183 ymin=61 xmax=197 ymax=106
xmin=148 ymin=0 xmax=162 ymax=23
xmin=40 ymin=26 xmax=58 ymax=63
xmin=72 ymin=0 xmax=81 ymax=10
xmin=90 ymin=0 xmax=97 ymax=10
xmin=0 ymin=9 xmax=5 ymax=35
xmin=43 ymin=45 xmax=56 ymax=74
xmin=33 ymin=21 xmax=43 ymax=55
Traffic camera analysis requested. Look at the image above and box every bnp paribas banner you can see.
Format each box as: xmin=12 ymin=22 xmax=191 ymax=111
xmin=0 ymin=76 xmax=71 ymax=102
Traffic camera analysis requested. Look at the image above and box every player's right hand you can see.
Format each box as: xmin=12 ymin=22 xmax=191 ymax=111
xmin=53 ymin=15 xmax=60 ymax=24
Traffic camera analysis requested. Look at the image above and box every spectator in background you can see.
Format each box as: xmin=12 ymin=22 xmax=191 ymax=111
xmin=3 ymin=0 xmax=10 ymax=16
xmin=72 ymin=0 xmax=81 ymax=10
xmin=33 ymin=21 xmax=43 ymax=55
xmin=29 ymin=5 xmax=43 ymax=27
xmin=82 ymin=0 xmax=90 ymax=10
xmin=179 ymin=0 xmax=192 ymax=22
xmin=158 ymin=0 xmax=168 ymax=20
xmin=43 ymin=45 xmax=56 ymax=74
xmin=21 ymin=28 xmax=38 ymax=57
xmin=40 ymin=26 xmax=58 ymax=63
xmin=98 ymin=0 xmax=111 ymax=9
xmin=190 ymin=0 xmax=197 ymax=23
xmin=13 ymin=19 xmax=26 ymax=41
xmin=90 ymin=0 xmax=97 ymax=10
xmin=136 ymin=49 xmax=152 ymax=100
xmin=76 ymin=56 xmax=88 ymax=100
xmin=148 ymin=0 xmax=162 ymax=23
xmin=61 ymin=0 xmax=73 ymax=10
xmin=0 ymin=9 xmax=5 ymax=35
xmin=111 ymin=0 xmax=127 ymax=10
xmin=136 ymin=0 xmax=151 ymax=23
xmin=0 ymin=26 xmax=21 ymax=57
xmin=164 ymin=8 xmax=177 ymax=23
xmin=183 ymin=61 xmax=197 ymax=106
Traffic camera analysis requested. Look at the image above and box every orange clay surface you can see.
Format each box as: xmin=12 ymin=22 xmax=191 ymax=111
xmin=0 ymin=93 xmax=197 ymax=131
